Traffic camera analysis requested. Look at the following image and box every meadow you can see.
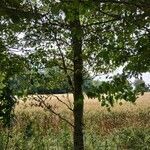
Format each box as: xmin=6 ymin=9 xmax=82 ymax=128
xmin=0 ymin=93 xmax=150 ymax=150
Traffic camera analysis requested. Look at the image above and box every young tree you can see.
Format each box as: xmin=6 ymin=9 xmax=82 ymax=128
xmin=0 ymin=40 xmax=28 ymax=126
xmin=0 ymin=0 xmax=149 ymax=149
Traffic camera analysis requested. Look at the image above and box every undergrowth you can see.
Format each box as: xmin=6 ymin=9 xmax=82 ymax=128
xmin=0 ymin=106 xmax=150 ymax=149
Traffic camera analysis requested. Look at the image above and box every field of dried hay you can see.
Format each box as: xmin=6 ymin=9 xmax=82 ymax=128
xmin=15 ymin=92 xmax=150 ymax=113
xmin=0 ymin=93 xmax=150 ymax=149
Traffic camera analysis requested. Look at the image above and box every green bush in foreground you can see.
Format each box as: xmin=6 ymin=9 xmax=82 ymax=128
xmin=113 ymin=128 xmax=150 ymax=150
xmin=0 ymin=108 xmax=150 ymax=150
xmin=0 ymin=126 xmax=150 ymax=150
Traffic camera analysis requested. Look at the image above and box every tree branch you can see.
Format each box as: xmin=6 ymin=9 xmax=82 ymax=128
xmin=83 ymin=18 xmax=121 ymax=27
xmin=54 ymin=33 xmax=74 ymax=90
xmin=52 ymin=94 xmax=73 ymax=111
xmin=98 ymin=0 xmax=148 ymax=9
xmin=98 ymin=9 xmax=121 ymax=18
xmin=32 ymin=95 xmax=74 ymax=127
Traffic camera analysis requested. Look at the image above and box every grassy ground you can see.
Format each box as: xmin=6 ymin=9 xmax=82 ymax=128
xmin=0 ymin=93 xmax=150 ymax=149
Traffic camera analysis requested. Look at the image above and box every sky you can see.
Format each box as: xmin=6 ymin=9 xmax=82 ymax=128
xmin=140 ymin=72 xmax=150 ymax=85
xmin=98 ymin=68 xmax=150 ymax=85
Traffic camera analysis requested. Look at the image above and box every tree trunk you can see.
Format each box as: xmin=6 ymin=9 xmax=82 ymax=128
xmin=72 ymin=25 xmax=84 ymax=150
xmin=70 ymin=2 xmax=84 ymax=150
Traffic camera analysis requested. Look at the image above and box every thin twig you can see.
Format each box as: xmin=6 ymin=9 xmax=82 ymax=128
xmin=52 ymin=94 xmax=73 ymax=111
xmin=32 ymin=95 xmax=74 ymax=127
xmin=54 ymin=33 xmax=74 ymax=90
xmin=83 ymin=18 xmax=120 ymax=27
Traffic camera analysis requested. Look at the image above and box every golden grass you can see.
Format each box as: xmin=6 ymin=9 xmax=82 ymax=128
xmin=12 ymin=92 xmax=150 ymax=136
xmin=15 ymin=92 xmax=150 ymax=114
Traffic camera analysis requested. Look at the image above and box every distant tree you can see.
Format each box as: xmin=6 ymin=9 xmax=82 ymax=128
xmin=134 ymin=77 xmax=149 ymax=94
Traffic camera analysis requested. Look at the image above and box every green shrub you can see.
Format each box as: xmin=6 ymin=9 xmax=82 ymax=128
xmin=113 ymin=127 xmax=150 ymax=150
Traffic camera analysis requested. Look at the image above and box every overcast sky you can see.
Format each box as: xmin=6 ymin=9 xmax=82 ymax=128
xmin=99 ymin=69 xmax=150 ymax=85
xmin=140 ymin=72 xmax=150 ymax=84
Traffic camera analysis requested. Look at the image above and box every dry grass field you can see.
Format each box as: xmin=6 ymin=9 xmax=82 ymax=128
xmin=14 ymin=92 xmax=150 ymax=135
xmin=15 ymin=92 xmax=150 ymax=113
xmin=1 ymin=92 xmax=150 ymax=149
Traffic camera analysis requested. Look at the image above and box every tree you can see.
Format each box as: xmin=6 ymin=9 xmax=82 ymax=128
xmin=0 ymin=0 xmax=150 ymax=149
xmin=0 ymin=40 xmax=28 ymax=126
xmin=133 ymin=77 xmax=150 ymax=94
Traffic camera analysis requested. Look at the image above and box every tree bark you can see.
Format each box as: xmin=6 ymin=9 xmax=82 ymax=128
xmin=70 ymin=2 xmax=84 ymax=150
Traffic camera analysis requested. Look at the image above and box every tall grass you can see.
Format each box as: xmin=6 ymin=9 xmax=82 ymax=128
xmin=0 ymin=93 xmax=150 ymax=149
